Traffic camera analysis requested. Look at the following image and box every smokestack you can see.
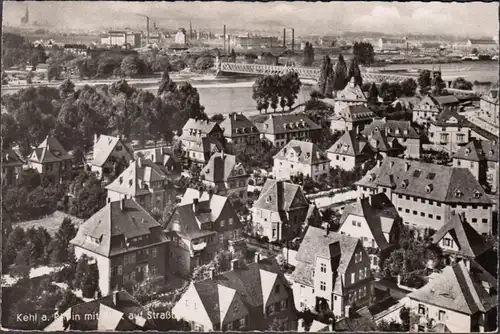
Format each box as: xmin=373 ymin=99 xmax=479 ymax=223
xmin=146 ymin=17 xmax=150 ymax=46
xmin=283 ymin=28 xmax=286 ymax=48
xmin=223 ymin=25 xmax=226 ymax=55
xmin=291 ymin=28 xmax=295 ymax=52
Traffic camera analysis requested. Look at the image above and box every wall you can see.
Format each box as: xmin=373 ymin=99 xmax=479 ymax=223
xmin=453 ymin=158 xmax=480 ymax=181
xmin=172 ymin=282 xmax=214 ymax=331
xmin=392 ymin=193 xmax=448 ymax=230
xmin=292 ymin=281 xmax=315 ymax=311
xmin=328 ymin=153 xmax=357 ymax=171
xmin=74 ymin=246 xmax=111 ymax=296
xmin=428 ymin=124 xmax=470 ymax=153
xmin=399 ymin=138 xmax=421 ymax=159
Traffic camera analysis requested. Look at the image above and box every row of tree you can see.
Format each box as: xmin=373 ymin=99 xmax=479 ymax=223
xmin=318 ymin=54 xmax=363 ymax=97
xmin=252 ymin=71 xmax=302 ymax=113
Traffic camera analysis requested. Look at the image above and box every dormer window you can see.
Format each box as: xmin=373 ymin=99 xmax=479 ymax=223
xmin=395 ymin=129 xmax=400 ymax=135
xmin=368 ymin=173 xmax=376 ymax=182
xmin=205 ymin=169 xmax=210 ymax=174
xmin=465 ymin=148 xmax=470 ymax=155
xmin=129 ymin=179 xmax=133 ymax=187
xmin=401 ymin=179 xmax=409 ymax=188
xmin=425 ymin=184 xmax=433 ymax=193
xmin=266 ymin=196 xmax=272 ymax=203
xmin=119 ymin=176 xmax=123 ymax=184
xmin=473 ymin=190 xmax=481 ymax=199
xmin=455 ymin=189 xmax=463 ymax=198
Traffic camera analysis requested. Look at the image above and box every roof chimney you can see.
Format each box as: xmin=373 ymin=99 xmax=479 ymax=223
xmin=113 ymin=291 xmax=118 ymax=306
xmin=221 ymin=150 xmax=225 ymax=159
xmin=345 ymin=305 xmax=352 ymax=318
xmin=377 ymin=159 xmax=381 ymax=167
xmin=405 ymin=162 xmax=410 ymax=172
xmin=120 ymin=198 xmax=125 ymax=211
xmin=230 ymin=258 xmax=238 ymax=271
xmin=209 ymin=266 xmax=216 ymax=279
xmin=254 ymin=252 xmax=261 ymax=263
xmin=193 ymin=198 xmax=199 ymax=213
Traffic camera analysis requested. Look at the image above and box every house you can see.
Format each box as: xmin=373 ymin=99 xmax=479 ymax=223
xmin=90 ymin=134 xmax=134 ymax=181
xmin=406 ymin=261 xmax=497 ymax=333
xmin=452 ymin=139 xmax=499 ymax=193
xmin=251 ymin=179 xmax=310 ymax=242
xmin=220 ymin=112 xmax=260 ymax=155
xmin=172 ymin=256 xmax=298 ymax=331
xmin=165 ymin=188 xmax=244 ymax=277
xmin=428 ymin=109 xmax=471 ymax=153
xmin=412 ymin=95 xmax=460 ymax=125
xmin=338 ymin=193 xmax=400 ymax=270
xmin=327 ymin=130 xmax=373 ymax=171
xmin=378 ymin=37 xmax=407 ymax=51
xmin=63 ymin=44 xmax=88 ymax=56
xmin=479 ymin=85 xmax=499 ymax=127
xmin=291 ymin=226 xmax=374 ymax=318
xmin=256 ymin=114 xmax=321 ymax=148
xmin=430 ymin=211 xmax=491 ymax=267
xmin=44 ymin=290 xmax=156 ymax=331
xmin=105 ymin=158 xmax=171 ymax=212
xmin=180 ymin=118 xmax=224 ymax=166
xmin=391 ymin=96 xmax=422 ymax=111
xmin=363 ymin=129 xmax=406 ymax=159
xmin=70 ymin=199 xmax=169 ymax=296
xmin=333 ymin=78 xmax=369 ymax=113
xmin=174 ymin=28 xmax=187 ymax=45
xmin=466 ymin=39 xmax=498 ymax=52
xmin=272 ymin=140 xmax=330 ymax=182
xmin=330 ymin=105 xmax=376 ymax=132
xmin=1 ymin=149 xmax=23 ymax=186
xmin=133 ymin=146 xmax=182 ymax=179
xmin=27 ymin=135 xmax=73 ymax=184
xmin=356 ymin=157 xmax=494 ymax=236
xmin=200 ymin=151 xmax=249 ymax=201
xmin=362 ymin=119 xmax=421 ymax=159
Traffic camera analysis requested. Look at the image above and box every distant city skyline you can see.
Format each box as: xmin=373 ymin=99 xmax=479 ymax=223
xmin=2 ymin=1 xmax=499 ymax=38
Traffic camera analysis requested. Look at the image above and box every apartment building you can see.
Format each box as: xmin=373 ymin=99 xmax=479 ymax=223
xmin=251 ymin=179 xmax=311 ymax=242
xmin=338 ymin=193 xmax=399 ymax=270
xmin=172 ymin=256 xmax=297 ymax=331
xmin=291 ymin=226 xmax=374 ymax=318
xmin=428 ymin=110 xmax=471 ymax=153
xmin=201 ymin=151 xmax=250 ymax=201
xmin=327 ymin=130 xmax=373 ymax=171
xmin=356 ymin=157 xmax=494 ymax=235
xmin=406 ymin=261 xmax=497 ymax=333
xmin=1 ymin=149 xmax=23 ymax=187
xmin=220 ymin=112 xmax=260 ymax=155
xmin=412 ymin=95 xmax=460 ymax=125
xmin=180 ymin=118 xmax=225 ymax=166
xmin=362 ymin=119 xmax=421 ymax=159
xmin=272 ymin=140 xmax=330 ymax=182
xmin=378 ymin=37 xmax=407 ymax=51
xmin=165 ymin=188 xmax=244 ymax=277
xmin=70 ymin=199 xmax=169 ymax=296
xmin=105 ymin=158 xmax=170 ymax=212
xmin=90 ymin=134 xmax=134 ymax=181
xmin=27 ymin=135 xmax=73 ymax=184
xmin=333 ymin=77 xmax=368 ymax=112
xmin=330 ymin=105 xmax=375 ymax=132
xmin=256 ymin=114 xmax=321 ymax=148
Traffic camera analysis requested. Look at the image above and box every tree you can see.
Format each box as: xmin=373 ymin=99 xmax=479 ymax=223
xmin=194 ymin=56 xmax=214 ymax=70
xmin=417 ymin=70 xmax=432 ymax=95
xmin=59 ymin=79 xmax=75 ymax=99
xmin=471 ymin=47 xmax=479 ymax=55
xmin=151 ymin=55 xmax=170 ymax=73
xmin=56 ymin=289 xmax=81 ymax=313
xmin=452 ymin=77 xmax=473 ymax=90
xmin=11 ymin=245 xmax=33 ymax=278
xmin=81 ymin=263 xmax=99 ymax=298
xmin=352 ymin=42 xmax=375 ymax=65
xmin=50 ymin=217 xmax=77 ymax=264
xmin=332 ymin=54 xmax=349 ymax=92
xmin=281 ymin=71 xmax=302 ymax=110
xmin=431 ymin=72 xmax=446 ymax=96
xmin=401 ymin=78 xmax=418 ymax=97
xmin=303 ymin=42 xmax=315 ymax=67
xmin=132 ymin=275 xmax=166 ymax=304
xmin=157 ymin=70 xmax=177 ymax=96
xmin=26 ymin=70 xmax=34 ymax=84
xmin=230 ymin=49 xmax=237 ymax=63
xmin=69 ymin=172 xmax=107 ymax=219
xmin=210 ymin=113 xmax=225 ymax=122
xmin=47 ymin=62 xmax=61 ymax=81
xmin=318 ymin=55 xmax=334 ymax=97
xmin=0 ymin=112 xmax=19 ymax=150
xmin=268 ymin=317 xmax=287 ymax=331
xmin=368 ymin=82 xmax=379 ymax=104
xmin=347 ymin=57 xmax=363 ymax=87
xmin=120 ymin=55 xmax=141 ymax=77
xmin=3 ymin=226 xmax=26 ymax=269
xmin=96 ymin=56 xmax=120 ymax=77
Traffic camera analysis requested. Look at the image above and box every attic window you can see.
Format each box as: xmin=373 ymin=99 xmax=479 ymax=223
xmin=403 ymin=130 xmax=408 ymax=135
xmin=455 ymin=189 xmax=463 ymax=198
xmin=395 ymin=129 xmax=400 ymax=135
xmin=205 ymin=169 xmax=210 ymax=174
xmin=473 ymin=190 xmax=481 ymax=199
xmin=368 ymin=173 xmax=376 ymax=182
xmin=465 ymin=148 xmax=470 ymax=155
xmin=490 ymin=150 xmax=494 ymax=156
xmin=412 ymin=170 xmax=421 ymax=178
xmin=129 ymin=179 xmax=133 ymax=187
xmin=401 ymin=179 xmax=409 ymax=188
xmin=306 ymin=152 xmax=311 ymax=158
xmin=425 ymin=184 xmax=433 ymax=193
xmin=119 ymin=176 xmax=123 ymax=184
xmin=426 ymin=173 xmax=436 ymax=180
xmin=266 ymin=196 xmax=272 ymax=203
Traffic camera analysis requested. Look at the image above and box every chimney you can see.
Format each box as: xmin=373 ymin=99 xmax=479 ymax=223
xmin=137 ymin=158 xmax=142 ymax=168
xmin=368 ymin=194 xmax=373 ymax=206
xmin=254 ymin=252 xmax=261 ymax=263
xmin=193 ymin=198 xmax=199 ymax=213
xmin=209 ymin=266 xmax=216 ymax=279
xmin=94 ymin=134 xmax=99 ymax=147
xmin=291 ymin=28 xmax=295 ymax=52
xmin=344 ymin=305 xmax=352 ymax=318
xmin=283 ymin=28 xmax=286 ymax=48
xmin=113 ymin=291 xmax=118 ymax=306
xmin=405 ymin=162 xmax=410 ymax=172
xmin=230 ymin=258 xmax=238 ymax=271
xmin=120 ymin=198 xmax=125 ymax=211
xmin=377 ymin=159 xmax=381 ymax=167
xmin=221 ymin=150 xmax=225 ymax=159
xmin=397 ymin=274 xmax=401 ymax=286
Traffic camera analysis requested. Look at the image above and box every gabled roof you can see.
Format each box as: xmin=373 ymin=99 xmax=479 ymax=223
xmin=192 ymin=257 xmax=293 ymax=326
xmin=327 ymin=130 xmax=370 ymax=157
xmin=91 ymin=135 xmax=132 ymax=167
xmin=273 ymin=140 xmax=330 ymax=165
xmin=2 ymin=148 xmax=24 ymax=167
xmin=431 ymin=95 xmax=460 ymax=106
xmin=188 ymin=136 xmax=224 ymax=155
xmin=44 ymin=290 xmax=154 ymax=331
xmin=70 ymin=199 xmax=167 ymax=257
xmin=431 ymin=109 xmax=469 ymax=127
xmin=392 ymin=96 xmax=422 ymax=110
xmin=408 ymin=261 xmax=497 ymax=315
xmin=220 ymin=113 xmax=259 ymax=138
xmin=416 ymin=96 xmax=440 ymax=110
xmin=356 ymin=157 xmax=492 ymax=204
xmin=430 ymin=212 xmax=491 ymax=258
xmin=363 ymin=119 xmax=420 ymax=139
xmin=29 ymin=136 xmax=72 ymax=163
xmin=181 ymin=118 xmax=221 ymax=137
xmin=256 ymin=114 xmax=321 ymax=135
xmin=292 ymin=226 xmax=360 ymax=286
xmin=339 ymin=193 xmax=398 ymax=251
xmin=332 ymin=104 xmax=375 ymax=122
xmin=335 ymin=82 xmax=367 ymax=102
xmin=134 ymin=146 xmax=179 ymax=165
xmin=201 ymin=152 xmax=247 ymax=183
xmin=105 ymin=158 xmax=166 ymax=197
xmin=253 ymin=179 xmax=309 ymax=212
xmin=453 ymin=139 xmax=498 ymax=162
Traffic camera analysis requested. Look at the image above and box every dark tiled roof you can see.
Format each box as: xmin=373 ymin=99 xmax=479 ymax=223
xmin=201 ymin=152 xmax=248 ymax=183
xmin=257 ymin=114 xmax=321 ymax=135
xmin=453 ymin=139 xmax=498 ymax=162
xmin=253 ymin=179 xmax=309 ymax=212
xmin=356 ymin=157 xmax=492 ymax=204
xmin=363 ymin=119 xmax=420 ymax=139
xmin=29 ymin=136 xmax=72 ymax=164
xmin=430 ymin=212 xmax=491 ymax=258
xmin=431 ymin=95 xmax=460 ymax=106
xmin=335 ymin=82 xmax=367 ymax=102
xmin=2 ymin=148 xmax=24 ymax=167
xmin=273 ymin=140 xmax=330 ymax=165
xmin=70 ymin=200 xmax=168 ymax=257
xmin=431 ymin=109 xmax=469 ymax=127
xmin=334 ymin=105 xmax=375 ymax=122
xmin=327 ymin=130 xmax=371 ymax=157
xmin=220 ymin=113 xmax=259 ymax=138
xmin=335 ymin=306 xmax=377 ymax=332
xmin=469 ymin=39 xmax=497 ymax=45
xmin=182 ymin=118 xmax=221 ymax=136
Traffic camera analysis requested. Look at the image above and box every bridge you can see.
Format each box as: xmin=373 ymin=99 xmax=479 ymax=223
xmin=217 ymin=62 xmax=415 ymax=83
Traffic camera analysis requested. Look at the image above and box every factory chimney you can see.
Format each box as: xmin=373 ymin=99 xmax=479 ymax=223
xmin=291 ymin=28 xmax=295 ymax=52
xmin=223 ymin=25 xmax=226 ymax=56
xmin=283 ymin=28 xmax=286 ymax=48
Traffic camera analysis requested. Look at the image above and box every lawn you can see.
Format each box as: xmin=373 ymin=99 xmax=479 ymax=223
xmin=13 ymin=211 xmax=85 ymax=236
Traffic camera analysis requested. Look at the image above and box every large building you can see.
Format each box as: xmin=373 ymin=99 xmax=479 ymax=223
xmin=220 ymin=113 xmax=260 ymax=155
xmin=27 ymin=135 xmax=73 ymax=185
xmin=412 ymin=95 xmax=460 ymax=125
xmin=174 ymin=28 xmax=187 ymax=45
xmin=327 ymin=130 xmax=373 ymax=171
xmin=330 ymin=105 xmax=376 ymax=132
xmin=272 ymin=140 xmax=330 ymax=182
xmin=90 ymin=134 xmax=134 ymax=181
xmin=378 ymin=37 xmax=407 ymax=51
xmin=180 ymin=118 xmax=225 ymax=166
xmin=256 ymin=114 xmax=321 ymax=148
xmin=172 ymin=256 xmax=297 ymax=331
xmin=70 ymin=199 xmax=169 ymax=296
xmin=201 ymin=151 xmax=250 ymax=201
xmin=362 ymin=119 xmax=421 ymax=159
xmin=428 ymin=110 xmax=471 ymax=153
xmin=251 ymin=179 xmax=311 ymax=242
xmin=1 ymin=149 xmax=23 ymax=187
xmin=466 ymin=39 xmax=498 ymax=53
xmin=356 ymin=157 xmax=494 ymax=235
xmin=291 ymin=226 xmax=374 ymax=318
xmin=165 ymin=188 xmax=244 ymax=277
xmin=101 ymin=31 xmax=142 ymax=48
xmin=338 ymin=193 xmax=400 ymax=270
xmin=406 ymin=261 xmax=497 ymax=333
xmin=452 ymin=139 xmax=499 ymax=193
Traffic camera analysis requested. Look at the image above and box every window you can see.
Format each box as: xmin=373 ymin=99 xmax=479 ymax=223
xmin=229 ymin=218 xmax=234 ymax=225
xmin=272 ymin=228 xmax=277 ymax=238
xmin=281 ymin=298 xmax=288 ymax=310
xmin=436 ymin=215 xmax=441 ymax=220
xmin=152 ymin=247 xmax=157 ymax=258
xmin=220 ymin=220 xmax=225 ymax=227
xmin=320 ymin=281 xmax=326 ymax=291
xmin=398 ymin=194 xmax=403 ymax=199
xmin=437 ymin=202 xmax=441 ymax=207
xmin=351 ymin=273 xmax=355 ymax=284
xmin=482 ymin=218 xmax=488 ymax=224
xmin=266 ymin=304 xmax=274 ymax=316
xmin=111 ymin=266 xmax=117 ymax=276
xmin=398 ymin=207 xmax=402 ymax=211
xmin=131 ymin=271 xmax=136 ymax=281
xmin=413 ymin=197 xmax=417 ymax=202
xmin=418 ymin=304 xmax=426 ymax=315
xmin=118 ymin=265 xmax=123 ymax=275
xmin=438 ymin=310 xmax=446 ymax=321
xmin=472 ymin=218 xmax=477 ymax=223
xmin=219 ymin=234 xmax=224 ymax=243
xmin=342 ymin=157 xmax=346 ymax=161
xmin=239 ymin=318 xmax=246 ymax=329
xmin=275 ymin=285 xmax=280 ymax=293
xmin=352 ymin=221 xmax=356 ymax=226
xmin=151 ymin=266 xmax=158 ymax=275
xmin=226 ymin=322 xmax=233 ymax=331
xmin=413 ymin=210 xmax=417 ymax=215
xmin=406 ymin=195 xmax=410 ymax=200
xmin=420 ymin=198 xmax=425 ymax=203
xmin=405 ymin=209 xmax=410 ymax=213
xmin=357 ymin=222 xmax=361 ymax=227
xmin=443 ymin=238 xmax=452 ymax=247
xmin=428 ymin=214 xmax=433 ymax=219
xmin=320 ymin=263 xmax=326 ymax=273
xmin=359 ymin=269 xmax=364 ymax=280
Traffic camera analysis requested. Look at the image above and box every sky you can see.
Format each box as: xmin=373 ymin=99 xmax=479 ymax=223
xmin=2 ymin=1 xmax=499 ymax=37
